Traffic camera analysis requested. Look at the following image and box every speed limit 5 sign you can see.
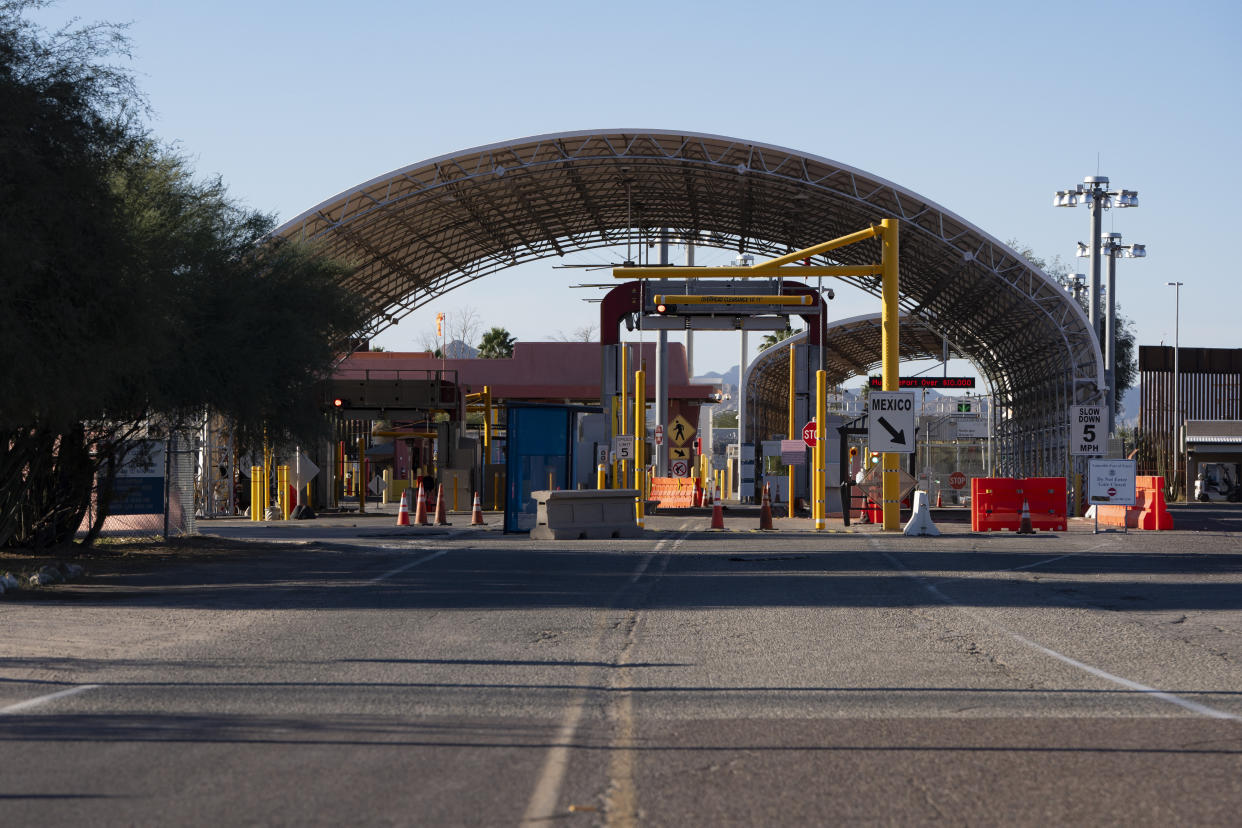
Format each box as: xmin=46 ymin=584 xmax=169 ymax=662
xmin=1069 ymin=405 xmax=1104 ymax=455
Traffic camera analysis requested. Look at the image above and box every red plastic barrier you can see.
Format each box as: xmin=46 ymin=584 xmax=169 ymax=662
xmin=649 ymin=477 xmax=697 ymax=508
xmin=972 ymin=477 xmax=1067 ymax=532
xmin=1097 ymin=475 xmax=1173 ymax=530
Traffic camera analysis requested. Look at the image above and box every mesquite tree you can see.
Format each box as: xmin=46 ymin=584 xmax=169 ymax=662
xmin=0 ymin=3 xmax=364 ymax=548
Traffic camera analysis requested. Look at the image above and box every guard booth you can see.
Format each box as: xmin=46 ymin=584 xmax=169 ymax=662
xmin=504 ymin=403 xmax=602 ymax=532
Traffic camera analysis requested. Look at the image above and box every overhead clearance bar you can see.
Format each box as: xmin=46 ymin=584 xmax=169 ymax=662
xmin=652 ymin=294 xmax=816 ymax=307
xmin=614 ymin=220 xmax=904 ymax=532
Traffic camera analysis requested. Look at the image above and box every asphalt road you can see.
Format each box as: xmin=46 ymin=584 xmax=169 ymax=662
xmin=3 ymin=512 xmax=1242 ymax=825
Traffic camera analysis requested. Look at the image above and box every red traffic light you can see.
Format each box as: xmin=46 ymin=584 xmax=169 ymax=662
xmin=332 ymin=398 xmax=345 ymax=408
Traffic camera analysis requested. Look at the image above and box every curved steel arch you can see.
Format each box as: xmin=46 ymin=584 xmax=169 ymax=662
xmin=274 ymin=129 xmax=1102 ymax=475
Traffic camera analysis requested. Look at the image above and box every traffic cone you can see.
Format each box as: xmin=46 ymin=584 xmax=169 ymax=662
xmin=1017 ymin=498 xmax=1035 ymax=534
xmin=470 ymin=491 xmax=485 ymax=525
xmin=434 ymin=483 xmax=451 ymax=526
xmin=710 ymin=490 xmax=725 ymax=530
xmin=396 ymin=489 xmax=411 ymax=526
xmin=759 ymin=483 xmax=774 ymax=530
xmin=936 ymin=489 xmax=943 ymax=508
xmin=413 ymin=482 xmax=428 ymax=526
xmin=703 ymin=482 xmax=713 ymax=508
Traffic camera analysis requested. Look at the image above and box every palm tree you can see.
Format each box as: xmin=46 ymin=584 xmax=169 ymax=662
xmin=758 ymin=326 xmax=800 ymax=351
xmin=477 ymin=327 xmax=516 ymax=359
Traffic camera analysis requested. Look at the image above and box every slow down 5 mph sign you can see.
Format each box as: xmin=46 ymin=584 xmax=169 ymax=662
xmin=867 ymin=391 xmax=916 ymax=453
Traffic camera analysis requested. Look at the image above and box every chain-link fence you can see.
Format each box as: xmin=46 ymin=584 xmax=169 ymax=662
xmin=79 ymin=430 xmax=197 ymax=539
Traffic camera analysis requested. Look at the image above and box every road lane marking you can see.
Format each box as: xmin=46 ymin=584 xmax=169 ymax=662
xmin=607 ymin=530 xmax=683 ymax=827
xmin=368 ymin=549 xmax=448 ymax=583
xmin=875 ymin=542 xmax=1241 ymax=721
xmin=522 ymin=533 xmax=683 ymax=826
xmin=0 ymin=684 xmax=99 ymax=714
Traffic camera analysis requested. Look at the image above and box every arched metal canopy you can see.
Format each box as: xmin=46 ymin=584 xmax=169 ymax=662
xmin=275 ymin=129 xmax=1102 ymax=474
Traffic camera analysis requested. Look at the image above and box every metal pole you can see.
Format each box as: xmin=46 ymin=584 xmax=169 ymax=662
xmin=1088 ymin=178 xmax=1105 ymax=344
xmin=788 ymin=344 xmax=796 ymax=512
xmin=635 ymin=368 xmax=646 ymax=528
xmin=1105 ymin=240 xmax=1117 ymax=437
xmin=814 ymin=370 xmax=826 ymax=530
xmin=1168 ymin=281 xmax=1182 ymax=501
xmin=738 ymin=329 xmax=748 ymax=502
xmin=880 ymin=219 xmax=901 ymax=531
xmin=656 ymin=329 xmax=668 ymax=477
xmin=620 ymin=345 xmax=629 ymax=489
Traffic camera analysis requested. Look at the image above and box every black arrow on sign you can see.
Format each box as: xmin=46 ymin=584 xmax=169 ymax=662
xmin=877 ymin=416 xmax=906 ymax=445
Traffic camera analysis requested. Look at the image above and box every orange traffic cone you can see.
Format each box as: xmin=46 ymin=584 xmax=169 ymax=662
xmin=434 ymin=483 xmax=451 ymax=526
xmin=703 ymin=482 xmax=712 ymax=508
xmin=470 ymin=491 xmax=485 ymax=526
xmin=396 ymin=489 xmax=411 ymax=526
xmin=936 ymin=489 xmax=943 ymax=508
xmin=710 ymin=487 xmax=725 ymax=530
xmin=759 ymin=483 xmax=774 ymax=530
xmin=413 ymin=482 xmax=428 ymax=526
xmin=1017 ymin=498 xmax=1035 ymax=534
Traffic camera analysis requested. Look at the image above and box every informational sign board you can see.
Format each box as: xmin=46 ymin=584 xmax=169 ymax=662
xmin=780 ymin=440 xmax=805 ymax=465
xmin=668 ymin=414 xmax=695 ymax=447
xmin=956 ymin=418 xmax=988 ymax=439
xmin=671 ymin=459 xmax=689 ymax=477
xmin=869 ymin=376 xmax=975 ymax=389
xmin=110 ymin=440 xmax=165 ymax=515
xmin=1088 ymin=458 xmax=1137 ymax=505
xmin=613 ymin=434 xmax=634 ymax=460
xmin=867 ymin=391 xmax=916 ymax=453
xmin=801 ymin=421 xmax=818 ymax=447
xmin=857 ymin=465 xmax=917 ymax=505
xmin=1070 ymin=405 xmax=1105 ymax=456
xmin=291 ymin=452 xmax=320 ymax=488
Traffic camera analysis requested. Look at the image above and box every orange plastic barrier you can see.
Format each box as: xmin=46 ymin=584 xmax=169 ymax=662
xmin=1096 ymin=475 xmax=1174 ymax=530
xmin=649 ymin=477 xmax=697 ymax=508
xmin=972 ymin=477 xmax=1067 ymax=532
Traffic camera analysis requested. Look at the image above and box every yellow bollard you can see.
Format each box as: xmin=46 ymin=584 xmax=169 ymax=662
xmin=634 ymin=368 xmax=646 ymax=528
xmin=251 ymin=465 xmax=262 ymax=521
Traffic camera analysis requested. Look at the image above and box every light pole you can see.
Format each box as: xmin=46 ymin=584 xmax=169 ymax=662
xmin=1077 ymin=233 xmax=1146 ymax=436
xmin=1166 ymin=281 xmax=1183 ymax=500
xmin=1055 ymin=177 xmax=1139 ymax=433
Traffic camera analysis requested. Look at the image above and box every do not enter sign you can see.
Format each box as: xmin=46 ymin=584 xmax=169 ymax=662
xmin=948 ymin=471 xmax=967 ymax=490
xmin=801 ymin=421 xmax=818 ymax=447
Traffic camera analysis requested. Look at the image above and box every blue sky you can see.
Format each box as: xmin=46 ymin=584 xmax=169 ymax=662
xmin=32 ymin=0 xmax=1242 ymax=378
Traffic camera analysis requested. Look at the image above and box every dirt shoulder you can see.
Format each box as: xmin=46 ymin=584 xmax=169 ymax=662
xmin=0 ymin=535 xmax=288 ymax=584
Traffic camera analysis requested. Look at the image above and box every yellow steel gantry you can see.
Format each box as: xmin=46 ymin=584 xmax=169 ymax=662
xmin=614 ymin=221 xmax=902 ymax=531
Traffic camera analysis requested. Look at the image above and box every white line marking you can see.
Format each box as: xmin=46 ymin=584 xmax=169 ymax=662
xmin=0 ymin=684 xmax=100 ymax=714
xmin=875 ymin=543 xmax=1241 ymax=721
xmin=369 ymin=549 xmax=448 ymax=583
xmin=998 ymin=542 xmax=1111 ymax=573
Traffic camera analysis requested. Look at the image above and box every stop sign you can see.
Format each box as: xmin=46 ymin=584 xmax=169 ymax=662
xmin=801 ymin=421 xmax=818 ymax=447
xmin=948 ymin=471 xmax=967 ymax=490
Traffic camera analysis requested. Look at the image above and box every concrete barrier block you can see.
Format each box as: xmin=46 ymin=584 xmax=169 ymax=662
xmin=530 ymin=489 xmax=642 ymax=540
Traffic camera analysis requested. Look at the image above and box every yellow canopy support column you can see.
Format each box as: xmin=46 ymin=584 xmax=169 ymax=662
xmin=788 ymin=344 xmax=796 ymax=519
xmin=880 ymin=218 xmax=901 ymax=531
xmin=634 ymin=367 xmax=646 ymax=528
xmin=814 ymin=370 xmax=827 ymax=530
